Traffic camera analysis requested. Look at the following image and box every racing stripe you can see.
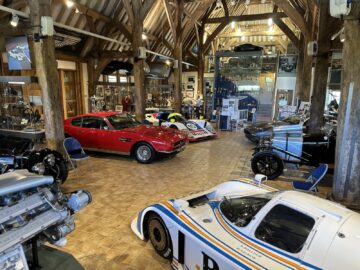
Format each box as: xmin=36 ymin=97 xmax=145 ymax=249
xmin=161 ymin=201 xmax=263 ymax=270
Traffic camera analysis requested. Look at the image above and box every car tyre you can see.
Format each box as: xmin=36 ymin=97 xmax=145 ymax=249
xmin=251 ymin=151 xmax=284 ymax=180
xmin=170 ymin=125 xmax=178 ymax=130
xmin=147 ymin=213 xmax=173 ymax=259
xmin=134 ymin=143 xmax=155 ymax=164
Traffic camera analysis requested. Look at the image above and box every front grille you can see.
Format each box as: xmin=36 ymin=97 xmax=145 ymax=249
xmin=174 ymin=140 xmax=185 ymax=149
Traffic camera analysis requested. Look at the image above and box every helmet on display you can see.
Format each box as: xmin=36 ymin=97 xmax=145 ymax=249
xmin=170 ymin=118 xmax=176 ymax=123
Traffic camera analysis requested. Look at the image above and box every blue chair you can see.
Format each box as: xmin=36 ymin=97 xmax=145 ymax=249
xmin=63 ymin=137 xmax=89 ymax=169
xmin=292 ymin=164 xmax=328 ymax=192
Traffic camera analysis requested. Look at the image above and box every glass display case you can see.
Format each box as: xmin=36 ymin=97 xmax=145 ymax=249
xmin=0 ymin=79 xmax=45 ymax=141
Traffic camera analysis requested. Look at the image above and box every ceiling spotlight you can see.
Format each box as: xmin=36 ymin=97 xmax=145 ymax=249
xmin=268 ymin=18 xmax=273 ymax=26
xmin=241 ymin=36 xmax=246 ymax=42
xmin=216 ymin=0 xmax=222 ymax=8
xmin=10 ymin=13 xmax=19 ymax=27
xmin=75 ymin=8 xmax=80 ymax=13
xmin=269 ymin=25 xmax=274 ymax=32
xmin=142 ymin=33 xmax=147 ymax=40
xmin=66 ymin=0 xmax=74 ymax=8
xmin=245 ymin=0 xmax=251 ymax=5
xmin=165 ymin=59 xmax=171 ymax=66
xmin=261 ymin=0 xmax=266 ymax=3
xmin=231 ymin=21 xmax=235 ymax=30
xmin=231 ymin=0 xmax=236 ymax=6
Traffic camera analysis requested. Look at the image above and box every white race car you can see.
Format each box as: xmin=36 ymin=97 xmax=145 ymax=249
xmin=132 ymin=178 xmax=360 ymax=270
xmin=158 ymin=112 xmax=216 ymax=142
xmin=145 ymin=107 xmax=174 ymax=124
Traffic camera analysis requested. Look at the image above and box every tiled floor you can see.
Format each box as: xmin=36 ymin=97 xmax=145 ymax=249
xmin=60 ymin=131 xmax=332 ymax=270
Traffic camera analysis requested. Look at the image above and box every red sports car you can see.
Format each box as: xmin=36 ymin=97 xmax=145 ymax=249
xmin=64 ymin=112 xmax=187 ymax=163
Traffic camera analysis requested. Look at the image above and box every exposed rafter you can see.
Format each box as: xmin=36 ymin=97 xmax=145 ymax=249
xmin=204 ymin=12 xmax=287 ymax=24
xmin=273 ymin=0 xmax=309 ymax=37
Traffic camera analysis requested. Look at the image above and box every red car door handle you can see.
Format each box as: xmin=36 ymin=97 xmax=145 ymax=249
xmin=80 ymin=130 xmax=85 ymax=133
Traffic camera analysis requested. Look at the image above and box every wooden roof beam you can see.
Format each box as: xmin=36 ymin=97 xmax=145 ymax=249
xmin=273 ymin=17 xmax=300 ymax=50
xmin=273 ymin=0 xmax=309 ymax=37
xmin=162 ymin=0 xmax=176 ymax=39
xmin=54 ymin=0 xmax=132 ymax=42
xmin=204 ymin=12 xmax=287 ymax=24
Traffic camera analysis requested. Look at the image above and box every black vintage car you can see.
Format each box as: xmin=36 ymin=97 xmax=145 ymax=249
xmin=251 ymin=124 xmax=336 ymax=179
xmin=244 ymin=115 xmax=303 ymax=143
xmin=244 ymin=114 xmax=337 ymax=144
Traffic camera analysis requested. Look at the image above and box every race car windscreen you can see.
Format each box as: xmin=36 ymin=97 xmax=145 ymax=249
xmin=220 ymin=192 xmax=278 ymax=227
xmin=169 ymin=114 xmax=187 ymax=124
xmin=107 ymin=114 xmax=141 ymax=130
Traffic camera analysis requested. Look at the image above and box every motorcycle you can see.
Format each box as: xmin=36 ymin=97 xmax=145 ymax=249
xmin=0 ymin=136 xmax=68 ymax=183
xmin=251 ymin=123 xmax=336 ymax=179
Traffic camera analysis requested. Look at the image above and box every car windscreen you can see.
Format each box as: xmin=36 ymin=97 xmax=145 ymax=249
xmin=169 ymin=115 xmax=187 ymax=124
xmin=220 ymin=192 xmax=278 ymax=227
xmin=107 ymin=114 xmax=140 ymax=130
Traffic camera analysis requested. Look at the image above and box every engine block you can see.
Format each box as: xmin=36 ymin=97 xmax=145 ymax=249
xmin=0 ymin=170 xmax=91 ymax=269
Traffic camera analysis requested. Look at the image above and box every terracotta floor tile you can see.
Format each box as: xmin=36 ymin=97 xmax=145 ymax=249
xmin=61 ymin=131 xmax=332 ymax=269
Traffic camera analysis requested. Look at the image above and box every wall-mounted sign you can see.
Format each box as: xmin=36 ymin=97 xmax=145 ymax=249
xmin=5 ymin=36 xmax=32 ymax=70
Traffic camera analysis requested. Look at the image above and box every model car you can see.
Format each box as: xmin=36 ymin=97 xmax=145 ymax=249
xmin=132 ymin=177 xmax=359 ymax=270
xmin=157 ymin=112 xmax=216 ymax=142
xmin=251 ymin=123 xmax=336 ymax=179
xmin=64 ymin=112 xmax=187 ymax=163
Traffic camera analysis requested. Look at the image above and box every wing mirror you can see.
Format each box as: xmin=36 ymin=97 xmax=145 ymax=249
xmin=255 ymin=174 xmax=267 ymax=185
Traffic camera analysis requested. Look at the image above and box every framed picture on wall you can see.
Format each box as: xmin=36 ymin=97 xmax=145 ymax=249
xmin=187 ymin=76 xmax=195 ymax=83
xmin=186 ymin=90 xmax=194 ymax=98
xmin=105 ymin=88 xmax=112 ymax=96
xmin=115 ymin=105 xmax=123 ymax=112
xmin=96 ymin=86 xmax=104 ymax=97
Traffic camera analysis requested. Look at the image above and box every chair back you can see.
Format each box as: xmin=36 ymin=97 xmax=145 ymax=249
xmin=64 ymin=137 xmax=83 ymax=155
xmin=309 ymin=164 xmax=328 ymax=183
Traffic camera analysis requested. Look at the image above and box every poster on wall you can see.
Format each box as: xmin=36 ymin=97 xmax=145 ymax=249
xmin=5 ymin=36 xmax=32 ymax=70
xmin=278 ymin=55 xmax=298 ymax=77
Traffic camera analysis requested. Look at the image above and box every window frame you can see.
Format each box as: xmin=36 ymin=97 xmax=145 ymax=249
xmin=252 ymin=203 xmax=316 ymax=255
xmin=71 ymin=117 xmax=82 ymax=127
xmin=81 ymin=116 xmax=103 ymax=129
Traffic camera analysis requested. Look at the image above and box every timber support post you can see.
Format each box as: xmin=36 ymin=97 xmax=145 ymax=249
xmin=173 ymin=0 xmax=184 ymax=113
xmin=29 ymin=0 xmax=64 ymax=152
xmin=132 ymin=0 xmax=146 ymax=121
xmin=308 ymin=0 xmax=331 ymax=133
xmin=333 ymin=3 xmax=360 ymax=209
xmin=197 ymin=25 xmax=205 ymax=115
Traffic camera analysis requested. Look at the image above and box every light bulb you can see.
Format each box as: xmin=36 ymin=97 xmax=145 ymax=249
xmin=66 ymin=0 xmax=74 ymax=8
xmin=10 ymin=14 xmax=19 ymax=27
